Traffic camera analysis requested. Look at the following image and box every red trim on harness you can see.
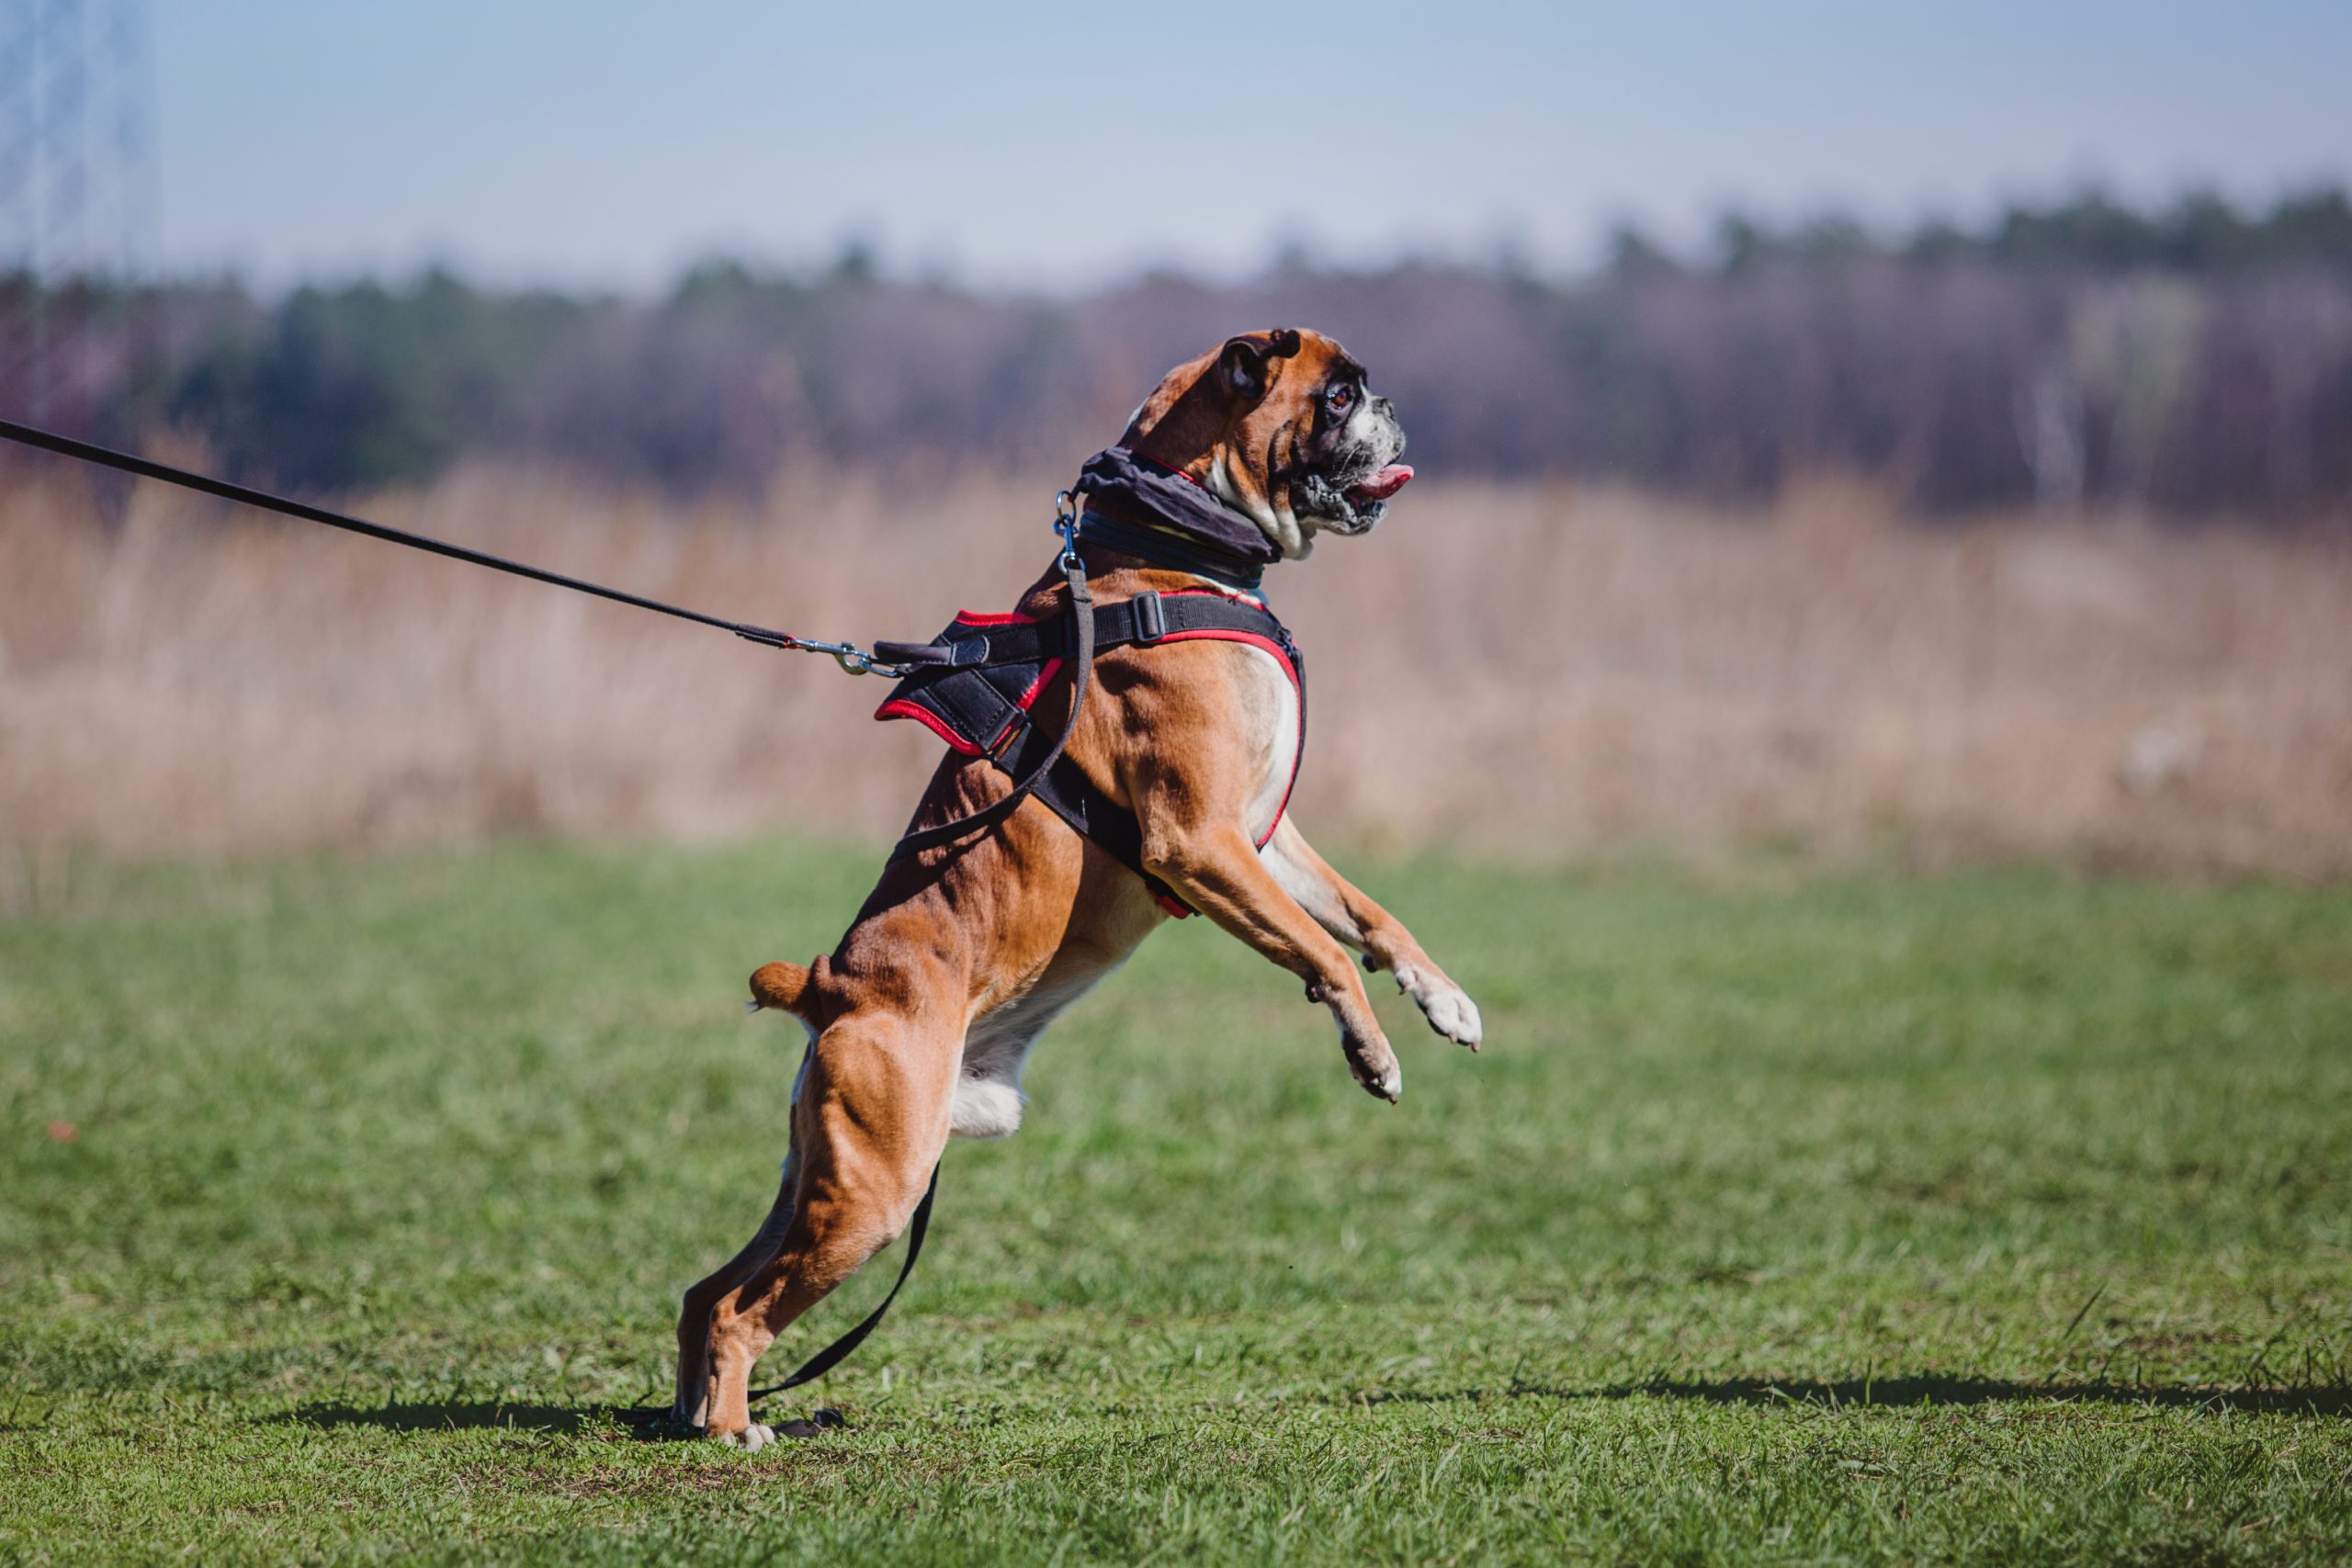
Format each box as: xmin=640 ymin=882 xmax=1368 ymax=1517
xmin=873 ymin=607 xmax=1058 ymax=750
xmin=875 ymin=695 xmax=988 ymax=756
xmin=1012 ymin=655 xmax=1065 ymax=714
xmin=1159 ymin=626 xmax=1295 ymax=669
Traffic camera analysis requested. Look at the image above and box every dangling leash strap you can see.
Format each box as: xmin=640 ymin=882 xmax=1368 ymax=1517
xmin=742 ymin=1162 xmax=938 ymax=1408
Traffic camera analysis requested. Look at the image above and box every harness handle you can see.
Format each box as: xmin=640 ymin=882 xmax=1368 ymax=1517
xmin=869 ymin=639 xmax=965 ymax=667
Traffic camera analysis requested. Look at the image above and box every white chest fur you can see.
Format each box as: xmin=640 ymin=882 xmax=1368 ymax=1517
xmin=1233 ymin=640 xmax=1302 ymax=846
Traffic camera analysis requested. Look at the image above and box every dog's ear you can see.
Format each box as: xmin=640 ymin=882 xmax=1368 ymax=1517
xmin=1217 ymin=329 xmax=1304 ymax=402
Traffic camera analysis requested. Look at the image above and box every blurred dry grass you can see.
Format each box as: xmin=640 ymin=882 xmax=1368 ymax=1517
xmin=5 ymin=464 xmax=2349 ymax=878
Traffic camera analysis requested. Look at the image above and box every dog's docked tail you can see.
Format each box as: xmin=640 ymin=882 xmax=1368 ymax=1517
xmin=747 ymin=959 xmax=819 ymax=1022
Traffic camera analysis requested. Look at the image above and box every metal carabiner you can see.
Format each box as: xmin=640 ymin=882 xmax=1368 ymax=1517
xmin=791 ymin=637 xmax=907 ymax=678
xmin=1053 ymin=489 xmax=1083 ymax=570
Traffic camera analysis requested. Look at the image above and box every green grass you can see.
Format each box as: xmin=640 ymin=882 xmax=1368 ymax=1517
xmin=2 ymin=840 xmax=2349 ymax=1564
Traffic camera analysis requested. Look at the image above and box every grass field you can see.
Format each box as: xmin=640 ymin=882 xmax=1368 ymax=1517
xmin=3 ymin=840 xmax=2348 ymax=1563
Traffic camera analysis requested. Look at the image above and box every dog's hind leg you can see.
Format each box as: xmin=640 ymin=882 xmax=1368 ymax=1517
xmin=695 ymin=1006 xmax=953 ymax=1445
xmin=671 ymin=1161 xmax=798 ymax=1431
xmin=670 ymin=954 xmax=841 ymax=1428
xmin=670 ymin=1041 xmax=816 ymax=1431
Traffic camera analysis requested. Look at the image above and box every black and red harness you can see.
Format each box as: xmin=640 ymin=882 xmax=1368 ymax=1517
xmin=873 ymin=585 xmax=1303 ymax=914
xmin=870 ymin=447 xmax=1303 ymax=914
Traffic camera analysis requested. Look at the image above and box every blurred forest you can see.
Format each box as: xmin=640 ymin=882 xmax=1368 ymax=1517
xmin=6 ymin=187 xmax=2352 ymax=520
xmin=8 ymin=188 xmax=2352 ymax=874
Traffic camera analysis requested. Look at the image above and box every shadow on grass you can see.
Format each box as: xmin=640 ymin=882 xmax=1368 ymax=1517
xmin=1351 ymin=1377 xmax=2351 ymax=1417
xmin=277 ymin=1400 xmax=668 ymax=1436
xmin=277 ymin=1400 xmax=851 ymax=1439
xmin=287 ymin=1379 xmax=2349 ymax=1438
xmin=1620 ymin=1376 xmax=2352 ymax=1416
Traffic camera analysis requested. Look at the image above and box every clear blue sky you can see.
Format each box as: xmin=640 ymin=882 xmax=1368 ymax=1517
xmin=153 ymin=0 xmax=2352 ymax=292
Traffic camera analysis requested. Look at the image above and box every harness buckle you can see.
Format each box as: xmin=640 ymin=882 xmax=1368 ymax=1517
xmin=988 ymin=712 xmax=1031 ymax=759
xmin=1130 ymin=590 xmax=1166 ymax=645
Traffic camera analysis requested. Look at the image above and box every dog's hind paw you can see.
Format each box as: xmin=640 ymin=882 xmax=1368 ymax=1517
xmin=717 ymin=1422 xmax=777 ymax=1452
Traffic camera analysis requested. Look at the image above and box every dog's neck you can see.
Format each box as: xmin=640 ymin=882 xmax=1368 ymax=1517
xmin=1125 ymin=374 xmax=1315 ymax=560
xmin=1071 ymin=446 xmax=1281 ymax=592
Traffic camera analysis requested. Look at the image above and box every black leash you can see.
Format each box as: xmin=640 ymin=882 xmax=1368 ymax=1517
xmin=0 ymin=420 xmax=1215 ymax=857
xmin=0 ymin=416 xmax=911 ymax=674
xmin=742 ymin=1162 xmax=939 ymax=1409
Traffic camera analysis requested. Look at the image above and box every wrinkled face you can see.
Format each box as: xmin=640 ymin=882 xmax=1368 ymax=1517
xmin=1123 ymin=328 xmax=1413 ymax=558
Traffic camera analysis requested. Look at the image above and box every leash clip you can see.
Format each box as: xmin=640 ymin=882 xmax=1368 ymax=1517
xmin=1054 ymin=489 xmax=1083 ymax=573
xmin=791 ymin=636 xmax=912 ymax=678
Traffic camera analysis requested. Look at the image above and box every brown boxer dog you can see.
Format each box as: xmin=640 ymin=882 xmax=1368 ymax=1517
xmin=671 ymin=329 xmax=1483 ymax=1446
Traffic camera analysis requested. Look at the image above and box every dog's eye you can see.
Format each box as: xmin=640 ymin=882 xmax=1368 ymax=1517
xmin=1327 ymin=386 xmax=1355 ymax=414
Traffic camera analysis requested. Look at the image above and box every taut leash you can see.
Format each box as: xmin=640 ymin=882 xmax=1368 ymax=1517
xmin=0 ymin=416 xmax=913 ymax=676
xmin=0 ymin=413 xmax=1102 ymax=868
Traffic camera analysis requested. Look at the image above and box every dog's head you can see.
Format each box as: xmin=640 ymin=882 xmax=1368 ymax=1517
xmin=1122 ymin=328 xmax=1411 ymax=559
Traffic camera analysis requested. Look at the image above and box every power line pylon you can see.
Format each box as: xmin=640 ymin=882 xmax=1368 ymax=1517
xmin=0 ymin=0 xmax=154 ymax=425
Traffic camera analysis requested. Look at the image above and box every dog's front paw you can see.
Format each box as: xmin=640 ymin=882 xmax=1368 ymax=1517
xmin=1340 ymin=1020 xmax=1402 ymax=1102
xmin=1395 ymin=964 xmax=1483 ymax=1051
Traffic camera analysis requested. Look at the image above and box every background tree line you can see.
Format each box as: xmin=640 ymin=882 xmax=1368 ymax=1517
xmin=7 ymin=187 xmax=2352 ymax=520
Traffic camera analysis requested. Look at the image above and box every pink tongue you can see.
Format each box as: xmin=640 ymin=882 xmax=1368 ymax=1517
xmin=1347 ymin=463 xmax=1414 ymax=502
